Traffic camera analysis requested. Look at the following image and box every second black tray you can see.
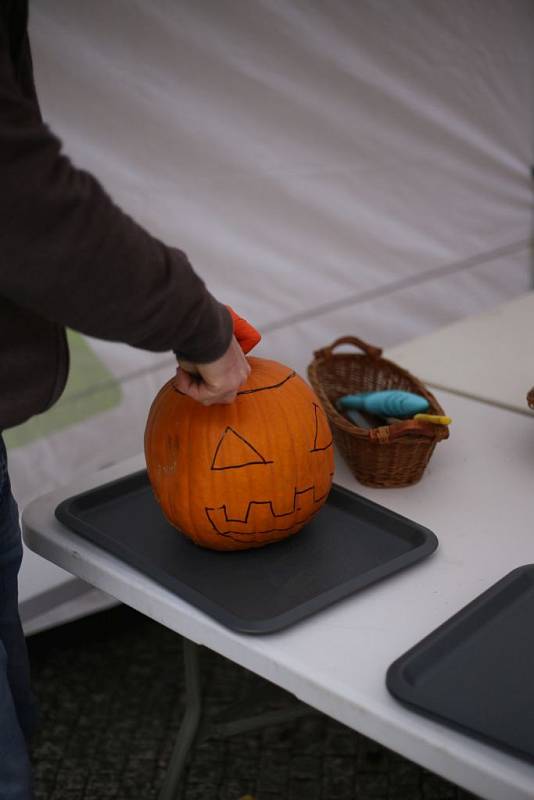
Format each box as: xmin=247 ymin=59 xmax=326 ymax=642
xmin=56 ymin=470 xmax=438 ymax=634
xmin=387 ymin=565 xmax=534 ymax=764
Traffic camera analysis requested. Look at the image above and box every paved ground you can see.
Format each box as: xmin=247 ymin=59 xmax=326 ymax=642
xmin=27 ymin=605 xmax=478 ymax=800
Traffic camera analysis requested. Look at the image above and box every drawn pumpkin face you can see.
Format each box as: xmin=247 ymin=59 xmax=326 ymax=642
xmin=144 ymin=357 xmax=335 ymax=550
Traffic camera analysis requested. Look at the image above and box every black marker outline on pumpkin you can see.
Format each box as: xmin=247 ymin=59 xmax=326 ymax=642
xmin=211 ymin=402 xmax=333 ymax=472
xmin=236 ymin=370 xmax=296 ymax=395
xmin=204 ymin=475 xmax=335 ymax=540
xmin=211 ymin=426 xmax=273 ymax=471
xmin=310 ymin=403 xmax=334 ymax=452
xmin=171 ymin=370 xmax=296 ymax=397
xmin=170 ymin=368 xmax=334 ymax=541
xmin=219 ymin=510 xmax=320 ymax=543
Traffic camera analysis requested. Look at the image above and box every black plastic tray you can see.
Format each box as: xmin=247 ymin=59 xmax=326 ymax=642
xmin=387 ymin=565 xmax=534 ymax=764
xmin=56 ymin=470 xmax=438 ymax=634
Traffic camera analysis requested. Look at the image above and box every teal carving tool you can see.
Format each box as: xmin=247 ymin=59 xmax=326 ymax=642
xmin=337 ymin=390 xmax=429 ymax=419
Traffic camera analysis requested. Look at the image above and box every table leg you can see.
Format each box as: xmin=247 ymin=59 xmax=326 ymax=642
xmin=159 ymin=637 xmax=318 ymax=799
xmin=158 ymin=638 xmax=202 ymax=800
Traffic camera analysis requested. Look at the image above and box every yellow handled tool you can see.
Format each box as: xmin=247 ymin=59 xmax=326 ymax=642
xmin=414 ymin=413 xmax=452 ymax=426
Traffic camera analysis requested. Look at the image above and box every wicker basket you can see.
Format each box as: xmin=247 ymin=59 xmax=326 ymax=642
xmin=307 ymin=336 xmax=449 ymax=488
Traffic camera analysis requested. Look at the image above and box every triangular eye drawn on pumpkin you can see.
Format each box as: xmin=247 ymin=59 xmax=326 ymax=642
xmin=211 ymin=426 xmax=274 ymax=471
xmin=311 ymin=403 xmax=333 ymax=452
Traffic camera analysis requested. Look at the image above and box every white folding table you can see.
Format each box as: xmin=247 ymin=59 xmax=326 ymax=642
xmin=386 ymin=291 xmax=534 ymax=416
xmin=22 ymin=389 xmax=534 ymax=800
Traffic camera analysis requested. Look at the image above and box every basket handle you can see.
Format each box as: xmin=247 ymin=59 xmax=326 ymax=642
xmin=314 ymin=336 xmax=383 ymax=361
xmin=369 ymin=419 xmax=449 ymax=443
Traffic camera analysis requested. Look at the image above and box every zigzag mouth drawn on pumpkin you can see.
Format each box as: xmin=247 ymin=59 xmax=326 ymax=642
xmin=205 ymin=477 xmax=334 ymax=539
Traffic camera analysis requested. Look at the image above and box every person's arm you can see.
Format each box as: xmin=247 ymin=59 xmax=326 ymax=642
xmin=0 ymin=27 xmax=232 ymax=365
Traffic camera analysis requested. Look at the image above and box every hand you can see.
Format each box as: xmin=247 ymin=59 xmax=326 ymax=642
xmin=174 ymin=335 xmax=251 ymax=405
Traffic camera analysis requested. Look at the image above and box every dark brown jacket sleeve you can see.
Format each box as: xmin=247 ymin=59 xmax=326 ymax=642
xmin=0 ymin=25 xmax=233 ymax=364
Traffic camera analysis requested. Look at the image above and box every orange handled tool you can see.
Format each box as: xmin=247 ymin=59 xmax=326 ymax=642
xmin=177 ymin=306 xmax=261 ymax=377
xmin=226 ymin=305 xmax=261 ymax=354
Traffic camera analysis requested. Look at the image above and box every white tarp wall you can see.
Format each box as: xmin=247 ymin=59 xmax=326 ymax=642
xmin=11 ymin=0 xmax=533 ymax=631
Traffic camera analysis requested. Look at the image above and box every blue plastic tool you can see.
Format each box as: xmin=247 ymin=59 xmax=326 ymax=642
xmin=337 ymin=390 xmax=429 ymax=419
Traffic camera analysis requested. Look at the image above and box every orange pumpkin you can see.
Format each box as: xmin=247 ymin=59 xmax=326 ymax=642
xmin=144 ymin=357 xmax=335 ymax=550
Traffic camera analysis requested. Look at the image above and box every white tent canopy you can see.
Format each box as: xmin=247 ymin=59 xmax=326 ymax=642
xmin=9 ymin=0 xmax=533 ymax=632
